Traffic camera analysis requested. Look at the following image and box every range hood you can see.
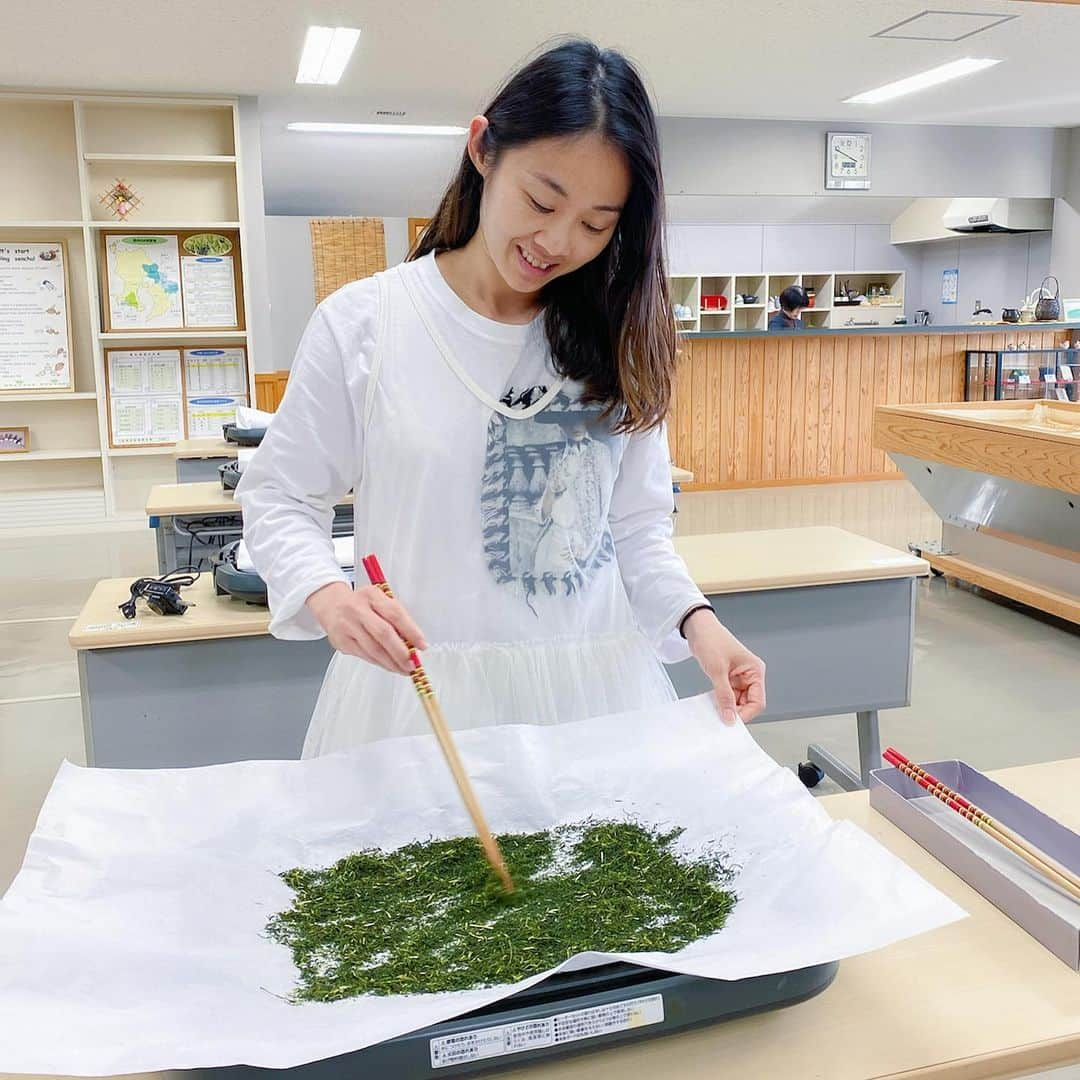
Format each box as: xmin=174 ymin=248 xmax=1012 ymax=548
xmin=891 ymin=197 xmax=1054 ymax=244
xmin=943 ymin=198 xmax=1053 ymax=234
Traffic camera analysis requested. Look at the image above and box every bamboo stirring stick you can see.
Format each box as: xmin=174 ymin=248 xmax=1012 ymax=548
xmin=361 ymin=554 xmax=516 ymax=894
xmin=883 ymin=750 xmax=1080 ymax=903
xmin=884 ymin=747 xmax=1080 ymax=895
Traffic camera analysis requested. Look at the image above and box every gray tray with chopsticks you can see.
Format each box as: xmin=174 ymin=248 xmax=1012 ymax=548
xmin=869 ymin=758 xmax=1080 ymax=969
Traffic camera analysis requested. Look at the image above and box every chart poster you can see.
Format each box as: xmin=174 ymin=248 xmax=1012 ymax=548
xmin=183 ymin=347 xmax=247 ymax=395
xmin=0 ymin=241 xmax=73 ymax=392
xmin=186 ymin=394 xmax=247 ymax=438
xmin=104 ymin=234 xmax=184 ymax=330
xmin=105 ymin=349 xmax=184 ymax=446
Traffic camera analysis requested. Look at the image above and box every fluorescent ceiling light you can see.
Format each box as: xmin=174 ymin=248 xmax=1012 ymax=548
xmin=843 ymin=57 xmax=1001 ymax=104
xmin=287 ymin=122 xmax=468 ymax=136
xmin=295 ymin=26 xmax=361 ymax=85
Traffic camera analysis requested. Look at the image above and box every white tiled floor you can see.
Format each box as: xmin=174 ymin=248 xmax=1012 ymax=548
xmin=1 ymin=477 xmax=1078 ymax=1080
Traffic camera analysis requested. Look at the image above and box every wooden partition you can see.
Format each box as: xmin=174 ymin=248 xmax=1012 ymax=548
xmin=250 ymin=328 xmax=1071 ymax=490
xmin=668 ymin=328 xmax=1069 ymax=490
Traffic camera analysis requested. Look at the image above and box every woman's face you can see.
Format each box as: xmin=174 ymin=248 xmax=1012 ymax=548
xmin=470 ymin=124 xmax=632 ymax=295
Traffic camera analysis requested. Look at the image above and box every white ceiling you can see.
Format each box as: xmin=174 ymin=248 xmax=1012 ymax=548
xmin=4 ymin=0 xmax=1080 ymax=127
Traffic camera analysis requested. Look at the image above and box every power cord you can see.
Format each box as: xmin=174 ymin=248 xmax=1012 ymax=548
xmin=119 ymin=567 xmax=201 ymax=619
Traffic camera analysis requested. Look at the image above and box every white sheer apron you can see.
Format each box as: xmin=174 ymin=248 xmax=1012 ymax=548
xmin=302 ymin=269 xmax=676 ymax=756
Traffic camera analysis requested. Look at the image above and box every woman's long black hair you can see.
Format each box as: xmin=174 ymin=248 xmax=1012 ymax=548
xmin=409 ymin=39 xmax=676 ymax=433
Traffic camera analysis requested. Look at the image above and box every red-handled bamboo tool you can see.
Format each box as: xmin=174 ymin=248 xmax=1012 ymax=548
xmin=362 ymin=553 xmax=515 ymax=894
xmin=883 ymin=748 xmax=1080 ymax=902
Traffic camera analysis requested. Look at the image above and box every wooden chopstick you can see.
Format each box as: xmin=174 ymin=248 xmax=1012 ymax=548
xmin=885 ymin=747 xmax=1080 ymax=894
xmin=884 ymin=748 xmax=1080 ymax=902
xmin=362 ymin=554 xmax=515 ymax=894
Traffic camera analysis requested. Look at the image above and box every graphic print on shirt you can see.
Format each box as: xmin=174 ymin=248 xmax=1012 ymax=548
xmin=481 ymin=387 xmax=617 ymax=610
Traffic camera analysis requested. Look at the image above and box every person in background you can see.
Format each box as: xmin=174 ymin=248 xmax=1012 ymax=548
xmin=768 ymin=285 xmax=809 ymax=331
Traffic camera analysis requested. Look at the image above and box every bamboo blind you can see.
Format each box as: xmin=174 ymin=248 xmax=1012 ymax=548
xmin=310 ymin=217 xmax=387 ymax=303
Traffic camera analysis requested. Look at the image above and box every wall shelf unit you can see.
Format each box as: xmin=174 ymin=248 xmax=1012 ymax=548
xmin=670 ymin=271 xmax=905 ymax=333
xmin=0 ymin=91 xmax=258 ymax=529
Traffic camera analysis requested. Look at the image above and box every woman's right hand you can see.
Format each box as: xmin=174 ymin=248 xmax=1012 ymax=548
xmin=305 ymin=582 xmax=429 ymax=675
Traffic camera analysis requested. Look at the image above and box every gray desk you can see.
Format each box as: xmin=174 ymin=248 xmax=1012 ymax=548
xmin=71 ymin=528 xmax=927 ymax=782
xmin=173 ymin=438 xmax=237 ymax=483
xmin=668 ymin=528 xmax=928 ymax=790
xmin=146 ymin=482 xmax=354 ymax=574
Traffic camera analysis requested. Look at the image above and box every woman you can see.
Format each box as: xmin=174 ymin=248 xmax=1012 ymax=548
xmin=237 ymin=39 xmax=765 ymax=755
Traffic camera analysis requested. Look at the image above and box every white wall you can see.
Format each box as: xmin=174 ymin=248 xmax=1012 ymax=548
xmin=261 ymin=114 xmax=1066 ymax=219
xmin=914 ymin=233 xmax=1052 ymax=325
xmin=262 ymin=216 xmax=410 ymax=372
xmin=1049 ymin=128 xmax=1080 ymax=298
xmin=236 ymin=97 xmax=273 ymax=377
xmin=659 ymin=118 xmax=1062 ymax=205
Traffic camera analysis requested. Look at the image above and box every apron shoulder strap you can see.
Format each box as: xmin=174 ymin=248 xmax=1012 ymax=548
xmin=364 ymin=267 xmax=393 ymax=427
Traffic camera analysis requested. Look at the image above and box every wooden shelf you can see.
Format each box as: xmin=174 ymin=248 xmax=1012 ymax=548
xmin=0 ymin=391 xmax=97 ymax=402
xmin=98 ymin=330 xmax=247 ymax=341
xmin=925 ymin=552 xmax=1080 ymax=626
xmin=83 ymin=154 xmax=236 ymax=166
xmin=86 ymin=220 xmax=241 ymax=229
xmin=0 ymin=220 xmax=85 ymax=228
xmin=0 ymin=92 xmax=252 ymax=529
xmin=0 ymin=448 xmax=102 ymax=462
xmin=670 ymin=270 xmax=905 ymax=333
xmin=107 ymin=446 xmax=175 ymax=458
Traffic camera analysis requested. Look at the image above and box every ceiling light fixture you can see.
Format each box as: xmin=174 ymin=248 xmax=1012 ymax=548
xmin=843 ymin=57 xmax=1001 ymax=104
xmin=287 ymin=122 xmax=468 ymax=136
xmin=295 ymin=26 xmax=361 ymax=85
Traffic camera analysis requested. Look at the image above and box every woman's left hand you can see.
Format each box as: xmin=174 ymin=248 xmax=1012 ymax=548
xmin=682 ymin=609 xmax=767 ymax=725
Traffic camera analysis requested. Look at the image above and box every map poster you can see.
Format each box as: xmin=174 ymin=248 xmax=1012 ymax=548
xmin=0 ymin=241 xmax=73 ymax=392
xmin=103 ymin=234 xmax=184 ymax=331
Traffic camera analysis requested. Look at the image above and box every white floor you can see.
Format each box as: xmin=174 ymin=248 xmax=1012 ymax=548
xmin=1 ymin=477 xmax=1078 ymax=1080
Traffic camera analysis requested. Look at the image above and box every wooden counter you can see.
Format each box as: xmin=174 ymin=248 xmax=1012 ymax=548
xmin=146 ymin=480 xmax=355 ymax=517
xmin=668 ymin=326 xmax=1071 ymax=490
xmin=172 ymin=437 xmax=237 ymax=461
xmin=874 ymin=400 xmax=1080 ymax=495
xmin=873 ymin=399 xmax=1080 ymax=624
xmin=674 ymin=525 xmax=927 ymax=594
xmin=73 ymin=526 xmax=922 ymax=651
xmin=509 ymin=756 xmax=1080 ymax=1080
xmin=69 ymin=575 xmax=270 ymax=649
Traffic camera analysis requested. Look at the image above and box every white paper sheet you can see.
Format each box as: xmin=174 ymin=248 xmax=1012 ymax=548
xmin=236 ymin=404 xmax=274 ymax=428
xmin=0 ymin=695 xmax=965 ymax=1074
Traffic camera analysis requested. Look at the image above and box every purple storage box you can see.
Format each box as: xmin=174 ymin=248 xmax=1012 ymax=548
xmin=869 ymin=759 xmax=1080 ymax=969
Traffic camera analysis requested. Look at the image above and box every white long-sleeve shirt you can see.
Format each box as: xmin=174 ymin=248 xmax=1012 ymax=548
xmin=236 ymin=253 xmax=708 ymax=750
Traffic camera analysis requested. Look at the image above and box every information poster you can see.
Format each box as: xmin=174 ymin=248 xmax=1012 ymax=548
xmin=104 ymin=234 xmax=184 ymax=330
xmin=183 ymin=347 xmax=247 ymax=395
xmin=0 ymin=241 xmax=72 ymax=391
xmin=181 ymin=256 xmax=237 ymax=327
xmin=106 ymin=349 xmax=184 ymax=446
xmin=941 ymin=268 xmax=958 ymax=305
xmin=186 ymin=395 xmax=248 ymax=438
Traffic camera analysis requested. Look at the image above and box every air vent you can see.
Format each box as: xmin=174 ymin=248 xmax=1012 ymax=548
xmin=874 ymin=10 xmax=1016 ymax=41
xmin=374 ymin=109 xmax=407 ymax=117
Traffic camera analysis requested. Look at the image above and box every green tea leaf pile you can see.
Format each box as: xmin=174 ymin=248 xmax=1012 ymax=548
xmin=267 ymin=818 xmax=737 ymax=1001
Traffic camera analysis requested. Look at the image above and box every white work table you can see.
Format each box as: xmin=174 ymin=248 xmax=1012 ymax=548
xmin=501 ymin=756 xmax=1080 ymax=1080
xmin=71 ymin=526 xmax=926 ymax=782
